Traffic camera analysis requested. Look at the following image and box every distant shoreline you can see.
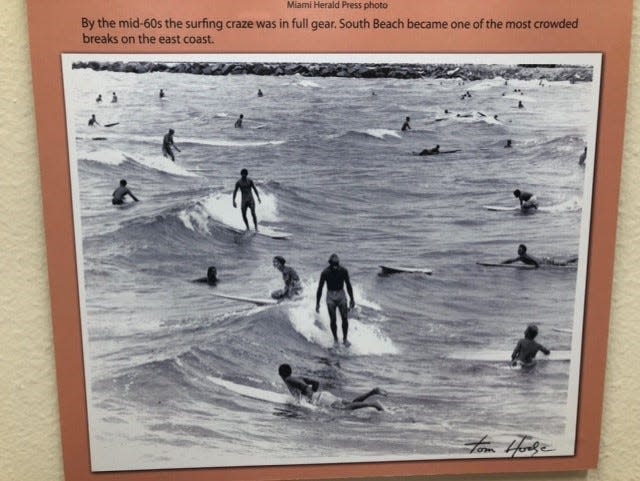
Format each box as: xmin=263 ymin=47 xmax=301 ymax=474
xmin=72 ymin=61 xmax=592 ymax=82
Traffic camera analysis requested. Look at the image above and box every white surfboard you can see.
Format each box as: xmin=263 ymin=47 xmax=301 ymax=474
xmin=226 ymin=225 xmax=292 ymax=240
xmin=552 ymin=327 xmax=573 ymax=334
xmin=476 ymin=262 xmax=536 ymax=269
xmin=211 ymin=292 xmax=278 ymax=306
xmin=448 ymin=350 xmax=571 ymax=362
xmin=483 ymin=205 xmax=520 ymax=212
xmin=379 ymin=265 xmax=433 ymax=275
xmin=206 ymin=375 xmax=317 ymax=409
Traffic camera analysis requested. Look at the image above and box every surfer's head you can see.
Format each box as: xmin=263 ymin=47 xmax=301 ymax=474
xmin=513 ymin=189 xmax=521 ymax=198
xmin=328 ymin=253 xmax=340 ymax=267
xmin=278 ymin=364 xmax=292 ymax=379
xmin=240 ymin=168 xmax=248 ymax=177
xmin=518 ymin=244 xmax=527 ymax=255
xmin=525 ymin=324 xmax=539 ymax=339
xmin=239 ymin=114 xmax=244 ymax=119
xmin=169 ymin=128 xmax=174 ymax=134
xmin=405 ymin=116 xmax=410 ymax=121
xmin=273 ymin=256 xmax=286 ymax=269
xmin=207 ymin=266 xmax=217 ymax=283
xmin=119 ymin=179 xmax=127 ymax=186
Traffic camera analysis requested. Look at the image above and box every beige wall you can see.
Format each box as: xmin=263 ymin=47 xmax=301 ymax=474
xmin=1 ymin=0 xmax=638 ymax=479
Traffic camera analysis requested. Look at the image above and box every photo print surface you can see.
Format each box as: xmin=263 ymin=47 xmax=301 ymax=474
xmin=61 ymin=53 xmax=600 ymax=471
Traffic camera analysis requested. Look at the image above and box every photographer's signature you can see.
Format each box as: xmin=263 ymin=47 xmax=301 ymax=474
xmin=464 ymin=434 xmax=555 ymax=458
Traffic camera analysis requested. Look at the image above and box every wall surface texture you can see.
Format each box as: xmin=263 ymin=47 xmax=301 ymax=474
xmin=1 ymin=0 xmax=638 ymax=480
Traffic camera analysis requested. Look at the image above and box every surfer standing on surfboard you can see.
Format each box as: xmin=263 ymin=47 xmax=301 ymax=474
xmin=316 ymin=254 xmax=355 ymax=346
xmin=513 ymin=189 xmax=538 ymax=210
xmin=278 ymin=364 xmax=386 ymax=411
xmin=271 ymin=256 xmax=302 ymax=300
xmin=511 ymin=324 xmax=550 ymax=367
xmin=232 ymin=168 xmax=262 ymax=232
xmin=162 ymin=129 xmax=180 ymax=162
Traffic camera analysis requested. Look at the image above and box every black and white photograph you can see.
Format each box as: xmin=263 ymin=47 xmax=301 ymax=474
xmin=61 ymin=53 xmax=600 ymax=471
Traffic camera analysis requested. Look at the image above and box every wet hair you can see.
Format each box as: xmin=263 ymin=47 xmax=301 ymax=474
xmin=239 ymin=114 xmax=244 ymax=118
xmin=207 ymin=266 xmax=217 ymax=282
xmin=278 ymin=364 xmax=292 ymax=378
xmin=273 ymin=256 xmax=286 ymax=266
xmin=169 ymin=129 xmax=174 ymax=134
xmin=525 ymin=324 xmax=539 ymax=340
xmin=328 ymin=253 xmax=340 ymax=265
xmin=240 ymin=168 xmax=248 ymax=176
xmin=513 ymin=189 xmax=521 ymax=197
xmin=119 ymin=179 xmax=127 ymax=186
xmin=518 ymin=244 xmax=527 ymax=252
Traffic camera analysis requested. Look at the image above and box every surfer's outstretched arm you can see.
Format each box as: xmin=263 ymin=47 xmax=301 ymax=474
xmin=251 ymin=180 xmax=261 ymax=203
xmin=128 ymin=191 xmax=139 ymax=202
xmin=315 ymin=273 xmax=326 ymax=312
xmin=232 ymin=182 xmax=240 ymax=207
xmin=345 ymin=271 xmax=355 ymax=309
xmin=538 ymin=343 xmax=551 ymax=356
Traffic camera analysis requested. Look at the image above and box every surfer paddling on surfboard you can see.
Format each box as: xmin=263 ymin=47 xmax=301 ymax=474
xmin=278 ymin=364 xmax=386 ymax=411
xmin=112 ymin=179 xmax=139 ymax=205
xmin=271 ymin=256 xmax=303 ymax=300
xmin=316 ymin=254 xmax=355 ymax=347
xmin=232 ymin=168 xmax=262 ymax=232
xmin=511 ymin=324 xmax=550 ymax=367
xmin=502 ymin=244 xmax=578 ymax=268
xmin=513 ymin=189 xmax=538 ymax=210
xmin=162 ymin=129 xmax=180 ymax=162
xmin=418 ymin=145 xmax=440 ymax=156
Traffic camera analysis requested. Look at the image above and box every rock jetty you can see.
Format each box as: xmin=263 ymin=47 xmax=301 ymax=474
xmin=72 ymin=61 xmax=592 ymax=82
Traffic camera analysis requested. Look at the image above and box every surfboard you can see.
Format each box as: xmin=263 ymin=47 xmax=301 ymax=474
xmin=448 ymin=350 xmax=571 ymax=362
xmin=92 ymin=137 xmax=108 ymax=141
xmin=379 ymin=265 xmax=433 ymax=275
xmin=104 ymin=122 xmax=120 ymax=128
xmin=552 ymin=327 xmax=573 ymax=334
xmin=206 ymin=375 xmax=317 ymax=409
xmin=483 ymin=205 xmax=520 ymax=212
xmin=226 ymin=225 xmax=292 ymax=240
xmin=211 ymin=292 xmax=278 ymax=306
xmin=413 ymin=150 xmax=460 ymax=156
xmin=476 ymin=262 xmax=536 ymax=269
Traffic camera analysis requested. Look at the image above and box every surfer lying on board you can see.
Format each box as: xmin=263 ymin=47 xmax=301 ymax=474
xmin=502 ymin=244 xmax=578 ymax=268
xmin=513 ymin=189 xmax=538 ymax=210
xmin=418 ymin=145 xmax=440 ymax=156
xmin=112 ymin=179 xmax=139 ymax=205
xmin=162 ymin=129 xmax=180 ymax=162
xmin=271 ymin=256 xmax=302 ymax=300
xmin=193 ymin=266 xmax=218 ymax=286
xmin=316 ymin=254 xmax=355 ymax=346
xmin=511 ymin=324 xmax=550 ymax=367
xmin=278 ymin=364 xmax=386 ymax=411
xmin=232 ymin=168 xmax=262 ymax=231
xmin=88 ymin=114 xmax=100 ymax=127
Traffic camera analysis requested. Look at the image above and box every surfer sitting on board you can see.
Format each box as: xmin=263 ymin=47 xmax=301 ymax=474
xmin=234 ymin=114 xmax=244 ymax=128
xmin=401 ymin=116 xmax=411 ymax=131
xmin=418 ymin=145 xmax=440 ymax=156
xmin=278 ymin=364 xmax=386 ymax=411
xmin=96 ymin=94 xmax=102 ymax=103
xmin=159 ymin=89 xmax=165 ymax=98
xmin=193 ymin=266 xmax=218 ymax=286
xmin=257 ymin=89 xmax=263 ymax=97
xmin=111 ymin=92 xmax=118 ymax=103
xmin=271 ymin=256 xmax=303 ymax=300
xmin=316 ymin=254 xmax=355 ymax=347
xmin=511 ymin=324 xmax=550 ymax=367
xmin=162 ymin=128 xmax=180 ymax=162
xmin=112 ymin=179 xmax=139 ymax=205
xmin=505 ymin=139 xmax=512 ymax=148
xmin=513 ymin=189 xmax=538 ymax=210
xmin=88 ymin=114 xmax=100 ymax=127
xmin=232 ymin=168 xmax=262 ymax=231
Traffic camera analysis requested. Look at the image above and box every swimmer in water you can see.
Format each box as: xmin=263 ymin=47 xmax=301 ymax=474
xmin=88 ymin=114 xmax=100 ymax=127
xmin=278 ymin=364 xmax=387 ymax=411
xmin=234 ymin=114 xmax=244 ymax=128
xmin=111 ymin=179 xmax=139 ymax=205
xmin=193 ymin=266 xmax=218 ymax=286
xmin=401 ymin=116 xmax=411 ymax=131
xmin=511 ymin=324 xmax=550 ymax=367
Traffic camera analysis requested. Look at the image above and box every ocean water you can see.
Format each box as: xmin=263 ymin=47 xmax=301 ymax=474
xmin=65 ymin=66 xmax=595 ymax=470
